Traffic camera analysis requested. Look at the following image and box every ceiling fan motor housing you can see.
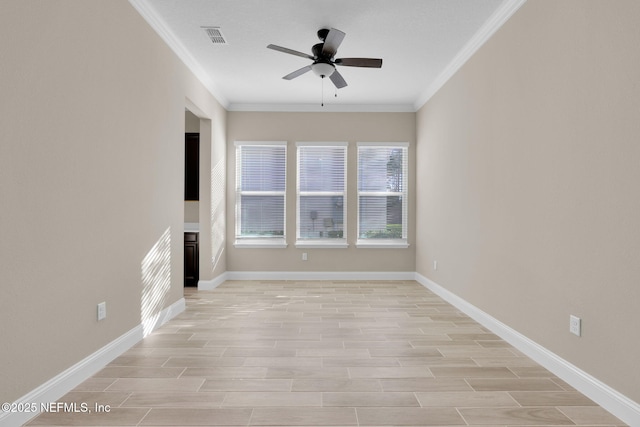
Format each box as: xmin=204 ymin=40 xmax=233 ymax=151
xmin=312 ymin=43 xmax=326 ymax=59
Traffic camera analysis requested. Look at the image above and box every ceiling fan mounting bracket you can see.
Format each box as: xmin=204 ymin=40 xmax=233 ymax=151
xmin=317 ymin=28 xmax=330 ymax=41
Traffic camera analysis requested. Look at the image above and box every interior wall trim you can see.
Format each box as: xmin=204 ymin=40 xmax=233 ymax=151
xmin=0 ymin=298 xmax=185 ymax=427
xmin=127 ymin=0 xmax=229 ymax=108
xmin=200 ymin=271 xmax=415 ymax=291
xmin=223 ymin=271 xmax=416 ymax=282
xmin=414 ymin=273 xmax=640 ymax=427
xmin=413 ymin=0 xmax=527 ymax=110
xmin=227 ymin=102 xmax=416 ymax=113
xmin=7 ymin=273 xmax=637 ymax=426
xmin=198 ymin=272 xmax=229 ymax=291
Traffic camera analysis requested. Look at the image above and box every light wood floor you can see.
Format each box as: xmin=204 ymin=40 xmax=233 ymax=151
xmin=28 ymin=280 xmax=627 ymax=426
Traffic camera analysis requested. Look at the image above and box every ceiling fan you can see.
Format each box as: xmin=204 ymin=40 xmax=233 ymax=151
xmin=267 ymin=28 xmax=382 ymax=89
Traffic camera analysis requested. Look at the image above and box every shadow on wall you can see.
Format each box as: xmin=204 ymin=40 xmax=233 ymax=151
xmin=140 ymin=227 xmax=171 ymax=337
xmin=211 ymin=157 xmax=225 ymax=273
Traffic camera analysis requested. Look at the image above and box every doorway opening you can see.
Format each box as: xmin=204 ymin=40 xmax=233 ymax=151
xmin=184 ymin=109 xmax=200 ymax=287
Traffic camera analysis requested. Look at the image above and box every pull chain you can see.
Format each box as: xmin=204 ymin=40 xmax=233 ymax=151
xmin=321 ymin=76 xmax=325 ymax=107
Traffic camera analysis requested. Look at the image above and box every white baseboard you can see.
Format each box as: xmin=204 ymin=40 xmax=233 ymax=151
xmin=224 ymin=271 xmax=416 ymax=281
xmin=12 ymin=273 xmax=636 ymax=426
xmin=0 ymin=298 xmax=185 ymax=427
xmin=142 ymin=297 xmax=186 ymax=334
xmin=198 ymin=272 xmax=228 ymax=290
xmin=414 ymin=273 xmax=640 ymax=427
xmin=200 ymin=271 xmax=415 ymax=290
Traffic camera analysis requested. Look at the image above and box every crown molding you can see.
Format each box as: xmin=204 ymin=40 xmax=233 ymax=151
xmin=413 ymin=0 xmax=527 ymax=111
xmin=228 ymin=103 xmax=416 ymax=113
xmin=129 ymin=0 xmax=525 ymax=114
xmin=128 ymin=0 xmax=230 ymax=109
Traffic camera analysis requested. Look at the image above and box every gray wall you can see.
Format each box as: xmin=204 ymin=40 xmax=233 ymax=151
xmin=226 ymin=112 xmax=416 ymax=273
xmin=3 ymin=0 xmax=639 ymax=415
xmin=0 ymin=0 xmax=226 ymax=403
xmin=415 ymin=0 xmax=640 ymax=402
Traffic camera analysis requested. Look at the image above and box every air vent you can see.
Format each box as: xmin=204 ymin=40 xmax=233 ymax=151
xmin=202 ymin=27 xmax=227 ymax=45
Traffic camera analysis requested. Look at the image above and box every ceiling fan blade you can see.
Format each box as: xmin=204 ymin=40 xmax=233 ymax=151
xmin=329 ymin=69 xmax=347 ymax=89
xmin=283 ymin=65 xmax=312 ymax=80
xmin=321 ymin=28 xmax=346 ymax=58
xmin=335 ymin=58 xmax=383 ymax=68
xmin=267 ymin=44 xmax=314 ymax=60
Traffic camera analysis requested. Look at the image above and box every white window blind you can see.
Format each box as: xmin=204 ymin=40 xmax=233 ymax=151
xmin=357 ymin=143 xmax=408 ymax=245
xmin=297 ymin=143 xmax=347 ymax=244
xmin=235 ymin=142 xmax=286 ymax=242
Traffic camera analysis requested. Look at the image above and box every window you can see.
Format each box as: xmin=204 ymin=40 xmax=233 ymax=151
xmin=296 ymin=143 xmax=348 ymax=248
xmin=357 ymin=143 xmax=409 ymax=248
xmin=235 ymin=142 xmax=287 ymax=247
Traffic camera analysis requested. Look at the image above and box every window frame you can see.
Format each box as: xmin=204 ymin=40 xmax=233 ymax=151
xmin=295 ymin=142 xmax=349 ymax=249
xmin=356 ymin=142 xmax=409 ymax=249
xmin=234 ymin=141 xmax=288 ymax=248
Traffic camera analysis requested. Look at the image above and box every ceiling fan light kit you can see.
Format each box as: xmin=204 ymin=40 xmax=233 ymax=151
xmin=267 ymin=27 xmax=382 ymax=94
xmin=311 ymin=62 xmax=335 ymax=78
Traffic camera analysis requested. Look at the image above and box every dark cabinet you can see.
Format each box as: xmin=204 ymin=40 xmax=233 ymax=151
xmin=185 ymin=133 xmax=199 ymax=200
xmin=184 ymin=232 xmax=199 ymax=287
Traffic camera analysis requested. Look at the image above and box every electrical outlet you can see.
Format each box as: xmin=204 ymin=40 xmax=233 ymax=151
xmin=97 ymin=302 xmax=107 ymax=321
xmin=433 ymin=260 xmax=438 ymax=271
xmin=302 ymin=252 xmax=308 ymax=261
xmin=569 ymin=315 xmax=581 ymax=336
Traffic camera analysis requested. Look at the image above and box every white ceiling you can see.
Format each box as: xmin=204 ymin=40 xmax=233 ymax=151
xmin=130 ymin=0 xmax=525 ymax=112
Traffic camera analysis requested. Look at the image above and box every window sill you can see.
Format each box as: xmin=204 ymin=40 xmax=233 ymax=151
xmin=356 ymin=239 xmax=409 ymax=249
xmin=234 ymin=238 xmax=288 ymax=249
xmin=295 ymin=240 xmax=349 ymax=249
